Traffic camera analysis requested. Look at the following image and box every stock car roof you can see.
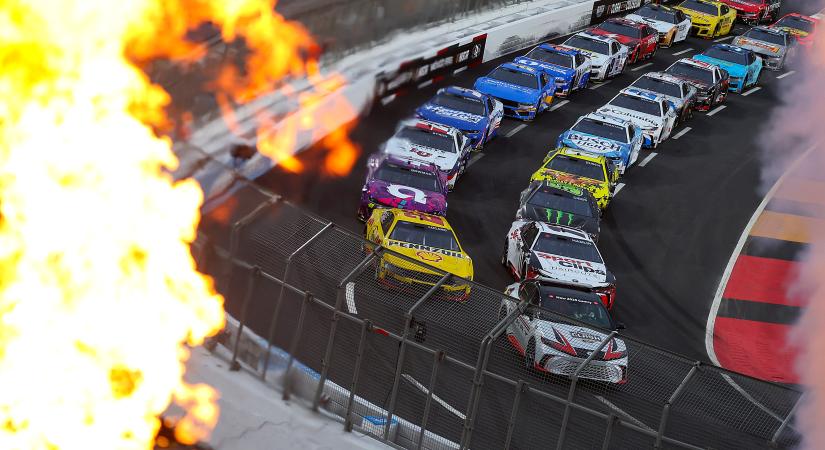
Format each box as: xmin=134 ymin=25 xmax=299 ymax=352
xmin=618 ymin=87 xmax=667 ymax=102
xmin=398 ymin=118 xmax=461 ymax=137
xmin=535 ymin=43 xmax=581 ymax=56
xmin=380 ymin=153 xmax=441 ymax=174
xmin=392 ymin=209 xmax=453 ymax=230
xmin=639 ymin=3 xmax=677 ymax=12
xmin=580 ymin=111 xmax=634 ymax=128
xmin=677 ymin=57 xmax=717 ymax=70
xmin=710 ymin=43 xmax=751 ymax=54
xmin=534 ymin=221 xmax=593 ymax=241
xmin=640 ymin=71 xmax=689 ymax=86
xmin=438 ymin=85 xmax=487 ymax=100
xmin=576 ymin=31 xmax=620 ymax=44
xmin=681 ymin=0 xmax=723 ymax=8
xmin=749 ymin=25 xmax=790 ymax=37
xmin=534 ymin=179 xmax=588 ymax=198
xmin=783 ymin=12 xmax=818 ymax=21
xmin=500 ymin=62 xmax=540 ymax=74
xmin=553 ymin=147 xmax=609 ymax=163
xmin=602 ymin=17 xmax=647 ymax=28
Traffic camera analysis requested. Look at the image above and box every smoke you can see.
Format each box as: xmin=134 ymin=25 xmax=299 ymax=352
xmin=758 ymin=5 xmax=825 ymax=448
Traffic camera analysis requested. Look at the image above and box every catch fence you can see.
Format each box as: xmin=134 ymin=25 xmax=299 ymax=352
xmin=193 ymin=169 xmax=803 ymax=450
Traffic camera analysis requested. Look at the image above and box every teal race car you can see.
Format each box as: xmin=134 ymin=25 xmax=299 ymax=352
xmin=692 ymin=44 xmax=763 ymax=93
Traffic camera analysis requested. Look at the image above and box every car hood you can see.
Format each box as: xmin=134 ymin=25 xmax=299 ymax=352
xmin=535 ymin=169 xmax=604 ymax=189
xmin=560 ymin=131 xmax=630 ymax=157
xmin=531 ymin=250 xmax=607 ymax=286
xmin=536 ymin=321 xmax=626 ymax=356
xmin=597 ymin=106 xmax=664 ymax=128
xmin=626 ymin=15 xmax=675 ymax=33
xmin=365 ymin=180 xmax=446 ymax=213
xmin=474 ymin=77 xmax=540 ymax=104
xmin=565 ymin=47 xmax=609 ymax=65
xmin=416 ymin=103 xmax=486 ymax=130
xmin=513 ymin=57 xmax=576 ymax=81
xmin=384 ymin=138 xmax=459 ymax=172
xmin=773 ymin=26 xmax=810 ymax=38
xmin=519 ymin=205 xmax=599 ymax=236
xmin=383 ymin=240 xmax=473 ymax=279
xmin=692 ymin=55 xmax=748 ymax=77
xmin=732 ymin=37 xmax=786 ymax=56
xmin=682 ymin=10 xmax=717 ymax=23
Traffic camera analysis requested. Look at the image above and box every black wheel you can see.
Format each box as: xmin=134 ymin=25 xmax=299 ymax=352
xmin=525 ymin=339 xmax=536 ymax=369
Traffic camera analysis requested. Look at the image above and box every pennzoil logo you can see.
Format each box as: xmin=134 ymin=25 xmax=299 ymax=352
xmin=416 ymin=251 xmax=443 ymax=263
xmin=389 ymin=241 xmax=463 ymax=258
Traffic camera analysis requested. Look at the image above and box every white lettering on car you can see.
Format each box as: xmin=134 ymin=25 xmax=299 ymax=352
xmin=388 ymin=185 xmax=428 ymax=204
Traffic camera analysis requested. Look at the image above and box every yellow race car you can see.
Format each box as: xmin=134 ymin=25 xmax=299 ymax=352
xmin=365 ymin=208 xmax=473 ymax=300
xmin=675 ymin=0 xmax=737 ymax=38
xmin=529 ymin=148 xmax=619 ymax=210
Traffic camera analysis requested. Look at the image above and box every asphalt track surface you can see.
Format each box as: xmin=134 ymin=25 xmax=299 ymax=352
xmin=199 ymin=3 xmax=819 ymax=449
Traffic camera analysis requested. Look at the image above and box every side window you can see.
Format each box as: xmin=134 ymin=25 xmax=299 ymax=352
xmin=720 ymin=5 xmax=729 ymax=15
xmin=519 ymin=282 xmax=538 ymax=304
xmin=675 ymin=11 xmax=685 ymax=22
xmin=521 ymin=223 xmax=539 ymax=248
xmin=713 ymin=68 xmax=721 ymax=83
xmin=485 ymin=97 xmax=494 ymax=112
xmin=575 ymin=54 xmax=587 ymax=66
xmin=646 ymin=26 xmax=656 ymax=37
xmin=380 ymin=211 xmax=394 ymax=235
xmin=681 ymin=83 xmax=689 ymax=97
xmin=611 ymin=42 xmax=620 ymax=54
xmin=749 ymin=52 xmax=757 ymax=65
xmin=541 ymin=73 xmax=551 ymax=88
xmin=628 ymin=125 xmax=636 ymax=141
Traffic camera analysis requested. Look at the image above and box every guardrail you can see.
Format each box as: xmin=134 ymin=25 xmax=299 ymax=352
xmin=193 ymin=167 xmax=803 ymax=450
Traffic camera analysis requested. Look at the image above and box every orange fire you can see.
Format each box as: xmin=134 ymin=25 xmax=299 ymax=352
xmin=0 ymin=0 xmax=356 ymax=448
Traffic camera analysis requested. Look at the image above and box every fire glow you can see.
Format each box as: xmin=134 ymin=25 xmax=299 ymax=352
xmin=0 ymin=0 xmax=355 ymax=448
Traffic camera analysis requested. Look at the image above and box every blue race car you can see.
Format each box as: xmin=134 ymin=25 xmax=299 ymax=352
xmin=415 ymin=86 xmax=504 ymax=151
xmin=513 ymin=44 xmax=592 ymax=97
xmin=473 ymin=63 xmax=558 ymax=121
xmin=557 ymin=112 xmax=644 ymax=175
xmin=692 ymin=44 xmax=763 ymax=93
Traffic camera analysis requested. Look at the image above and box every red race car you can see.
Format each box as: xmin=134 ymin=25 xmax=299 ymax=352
xmin=719 ymin=0 xmax=781 ymax=24
xmin=770 ymin=13 xmax=819 ymax=48
xmin=588 ymin=18 xmax=659 ymax=64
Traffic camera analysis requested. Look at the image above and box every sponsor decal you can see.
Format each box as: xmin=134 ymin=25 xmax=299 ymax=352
xmin=570 ymin=330 xmax=602 ymax=342
xmin=411 ymin=149 xmax=432 ymax=158
xmin=737 ymin=38 xmax=780 ymax=53
xmin=416 ymin=250 xmax=443 ymax=263
xmin=591 ymin=0 xmax=650 ymax=25
xmin=401 ymin=210 xmax=445 ymax=225
xmin=544 ymin=208 xmax=576 ymax=226
xmin=390 ymin=240 xmax=463 ymax=258
xmin=422 ymin=104 xmax=485 ymax=123
xmin=536 ymin=253 xmax=607 ymax=275
xmin=568 ymin=133 xmax=623 ymax=153
xmin=543 ymin=180 xmax=585 ymax=196
xmin=599 ymin=107 xmax=658 ymax=125
xmin=387 ymin=185 xmax=428 ymax=204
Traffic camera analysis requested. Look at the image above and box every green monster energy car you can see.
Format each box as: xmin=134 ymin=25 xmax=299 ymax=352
xmin=515 ymin=180 xmax=602 ymax=242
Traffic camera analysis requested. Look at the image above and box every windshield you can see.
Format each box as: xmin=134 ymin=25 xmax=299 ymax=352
xmin=743 ymin=28 xmax=786 ymax=45
xmin=635 ymin=6 xmax=678 ymax=23
xmin=430 ymin=92 xmax=486 ymax=116
xmin=702 ymin=47 xmax=748 ymax=65
xmin=390 ymin=221 xmax=460 ymax=251
xmin=526 ymin=189 xmax=595 ymax=218
xmin=524 ymin=47 xmax=574 ymax=68
xmin=666 ymin=61 xmax=714 ymax=83
xmin=488 ymin=67 xmax=539 ymax=89
xmin=538 ymin=292 xmax=612 ymax=328
xmin=532 ymin=234 xmax=603 ymax=263
xmin=680 ymin=0 xmax=718 ymax=15
xmin=631 ymin=76 xmax=682 ymax=98
xmin=571 ymin=117 xmax=629 ymax=143
xmin=545 ymin=155 xmax=605 ymax=181
xmin=776 ymin=16 xmax=814 ymax=33
xmin=374 ymin=164 xmax=440 ymax=192
xmin=395 ymin=126 xmax=456 ymax=153
xmin=609 ymin=93 xmax=662 ymax=116
xmin=598 ymin=21 xmax=643 ymax=38
xmin=564 ymin=35 xmax=610 ymax=55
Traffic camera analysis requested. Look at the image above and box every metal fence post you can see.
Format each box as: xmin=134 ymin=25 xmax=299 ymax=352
xmin=556 ymin=331 xmax=617 ymax=450
xmin=344 ymin=319 xmax=373 ymax=432
xmin=416 ymin=350 xmax=445 ymax=450
xmin=655 ymin=362 xmax=700 ymax=449
xmin=602 ymin=414 xmax=618 ymax=450
xmin=282 ymin=291 xmax=313 ymax=401
xmin=313 ymin=252 xmax=381 ymax=411
xmin=262 ymin=223 xmax=334 ymax=380
xmin=460 ymin=299 xmax=526 ymax=449
xmin=229 ymin=266 xmax=261 ymax=371
xmin=384 ymin=273 xmax=452 ymax=441
xmin=771 ymin=394 xmax=802 ymax=446
xmin=224 ymin=197 xmax=279 ymax=285
xmin=504 ymin=380 xmax=529 ymax=448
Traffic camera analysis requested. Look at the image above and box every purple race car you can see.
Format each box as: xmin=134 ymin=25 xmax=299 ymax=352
xmin=357 ymin=153 xmax=449 ymax=221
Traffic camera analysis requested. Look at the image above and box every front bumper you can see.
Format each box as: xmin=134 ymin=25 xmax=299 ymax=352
xmin=691 ymin=22 xmax=717 ymax=38
xmin=728 ymin=76 xmax=745 ymax=92
xmin=536 ymin=352 xmax=627 ymax=384
xmin=498 ymin=99 xmax=539 ymax=120
xmin=378 ymin=261 xmax=471 ymax=300
xmin=357 ymin=196 xmax=445 ymax=221
xmin=759 ymin=54 xmax=784 ymax=70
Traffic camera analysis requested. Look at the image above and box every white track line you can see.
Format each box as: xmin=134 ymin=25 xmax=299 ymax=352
xmin=777 ymin=70 xmax=796 ymax=79
xmin=631 ymin=62 xmax=654 ymax=72
xmin=590 ymin=79 xmax=613 ymax=90
xmin=505 ymin=124 xmax=528 ymax=138
xmin=672 ymin=127 xmax=692 ymax=140
xmin=614 ymin=182 xmax=626 ymax=196
xmin=402 ymin=374 xmax=466 ymax=419
xmin=417 ymin=79 xmax=434 ymax=89
xmin=742 ymin=86 xmax=762 ymax=96
xmin=467 ymin=153 xmax=485 ymax=168
xmin=638 ymin=152 xmax=658 ymax=167
xmin=595 ymin=395 xmax=654 ymax=432
xmin=673 ymin=47 xmax=694 ymax=56
xmin=453 ymin=67 xmax=468 ymax=75
xmin=714 ymin=35 xmax=734 ymax=42
xmin=550 ymin=100 xmax=570 ymax=111
xmin=345 ymin=282 xmax=357 ymax=314
xmin=707 ymin=105 xmax=726 ymax=116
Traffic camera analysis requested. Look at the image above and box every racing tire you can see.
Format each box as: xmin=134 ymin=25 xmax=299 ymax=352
xmin=525 ymin=339 xmax=537 ymax=370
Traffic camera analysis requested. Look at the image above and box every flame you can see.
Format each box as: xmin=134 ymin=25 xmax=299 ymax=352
xmin=0 ymin=0 xmax=356 ymax=448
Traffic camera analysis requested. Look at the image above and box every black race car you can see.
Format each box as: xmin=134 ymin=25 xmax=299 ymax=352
xmin=516 ymin=180 xmax=601 ymax=242
xmin=664 ymin=58 xmax=730 ymax=111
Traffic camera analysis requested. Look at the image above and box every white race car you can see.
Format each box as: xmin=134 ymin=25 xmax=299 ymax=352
xmin=625 ymin=4 xmax=691 ymax=47
xmin=596 ymin=87 xmax=678 ymax=149
xmin=502 ymin=220 xmax=616 ymax=309
xmin=500 ymin=281 xmax=628 ymax=384
xmin=560 ymin=32 xmax=629 ymax=81
xmin=382 ymin=119 xmax=473 ymax=190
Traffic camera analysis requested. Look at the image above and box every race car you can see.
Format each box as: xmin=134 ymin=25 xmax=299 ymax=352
xmin=693 ymin=44 xmax=763 ymax=92
xmin=357 ymin=154 xmax=448 ymax=221
xmin=382 ymin=119 xmax=472 ymax=190
xmin=415 ymin=86 xmax=503 ymax=151
xmin=629 ymin=72 xmax=698 ymax=124
xmin=530 ymin=148 xmax=619 ymax=210
xmin=556 ymin=112 xmax=643 ymax=175
xmin=561 ymin=32 xmax=629 ymax=81
xmin=587 ymin=18 xmax=659 ymax=64
xmin=500 ymin=281 xmax=627 ymax=383
xmin=719 ymin=0 xmax=781 ymax=24
xmin=513 ymin=44 xmax=592 ymax=97
xmin=515 ymin=180 xmax=601 ymax=241
xmin=596 ymin=88 xmax=678 ymax=149
xmin=771 ymin=13 xmax=819 ymax=49
xmin=732 ymin=26 xmax=795 ymax=70
xmin=625 ymin=4 xmax=692 ymax=47
xmin=474 ymin=63 xmax=557 ymax=121
xmin=665 ymin=58 xmax=730 ymax=110
xmin=501 ymin=221 xmax=617 ymax=308
xmin=366 ymin=208 xmax=473 ymax=301
xmin=674 ymin=0 xmax=737 ymax=38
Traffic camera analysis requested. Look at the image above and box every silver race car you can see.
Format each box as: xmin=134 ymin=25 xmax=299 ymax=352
xmin=500 ymin=281 xmax=628 ymax=384
xmin=629 ymin=71 xmax=698 ymax=124
xmin=561 ymin=32 xmax=629 ymax=81
xmin=732 ymin=26 xmax=796 ymax=70
xmin=597 ymin=87 xmax=678 ymax=148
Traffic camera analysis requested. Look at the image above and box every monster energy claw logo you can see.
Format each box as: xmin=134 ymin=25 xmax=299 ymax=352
xmin=545 ymin=208 xmax=575 ymax=226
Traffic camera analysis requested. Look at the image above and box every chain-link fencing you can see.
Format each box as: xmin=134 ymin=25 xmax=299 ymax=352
xmin=193 ymin=174 xmax=803 ymax=450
